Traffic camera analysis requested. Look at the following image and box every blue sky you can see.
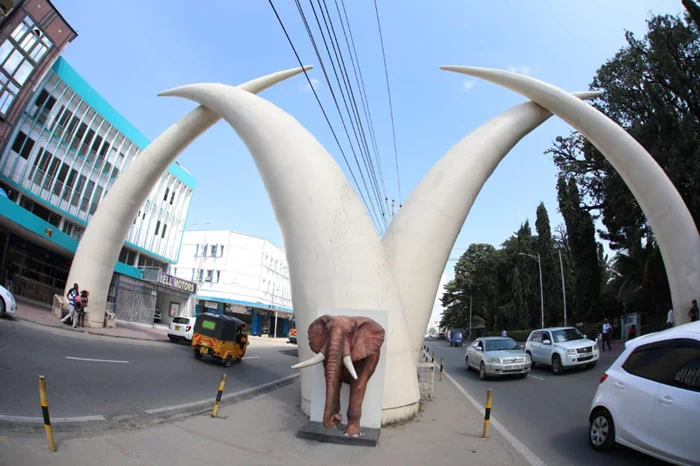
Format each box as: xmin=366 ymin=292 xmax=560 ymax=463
xmin=52 ymin=0 xmax=684 ymax=323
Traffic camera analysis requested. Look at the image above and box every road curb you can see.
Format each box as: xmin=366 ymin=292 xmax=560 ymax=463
xmin=0 ymin=374 xmax=300 ymax=434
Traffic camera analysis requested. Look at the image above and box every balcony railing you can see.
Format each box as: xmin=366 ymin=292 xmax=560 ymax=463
xmin=12 ymin=275 xmax=64 ymax=305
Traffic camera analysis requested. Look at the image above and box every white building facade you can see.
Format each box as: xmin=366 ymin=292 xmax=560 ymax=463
xmin=172 ymin=230 xmax=293 ymax=337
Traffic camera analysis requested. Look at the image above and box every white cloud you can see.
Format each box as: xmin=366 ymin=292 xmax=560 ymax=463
xmin=461 ymin=79 xmax=475 ymax=93
xmin=508 ymin=65 xmax=533 ymax=76
xmin=300 ymin=77 xmax=320 ymax=92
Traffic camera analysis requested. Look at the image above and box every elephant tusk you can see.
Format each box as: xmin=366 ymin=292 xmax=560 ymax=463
xmin=343 ymin=355 xmax=358 ymax=380
xmin=291 ymin=352 xmax=326 ymax=369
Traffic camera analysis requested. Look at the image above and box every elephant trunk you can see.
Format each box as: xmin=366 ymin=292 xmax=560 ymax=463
xmin=322 ymin=330 xmax=345 ymax=428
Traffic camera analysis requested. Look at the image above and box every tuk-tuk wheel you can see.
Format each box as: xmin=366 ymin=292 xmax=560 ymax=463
xmin=194 ymin=349 xmax=202 ymax=360
xmin=236 ymin=356 xmax=243 ymax=363
xmin=224 ymin=356 xmax=233 ymax=367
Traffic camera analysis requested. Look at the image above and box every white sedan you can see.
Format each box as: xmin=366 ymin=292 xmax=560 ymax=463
xmin=465 ymin=337 xmax=531 ymax=380
xmin=168 ymin=316 xmax=195 ymax=342
xmin=0 ymin=284 xmax=17 ymax=316
xmin=588 ymin=321 xmax=700 ymax=464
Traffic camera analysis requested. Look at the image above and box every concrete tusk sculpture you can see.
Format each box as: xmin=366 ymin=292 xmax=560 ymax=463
xmin=64 ymin=66 xmax=313 ymax=329
xmin=383 ymin=90 xmax=599 ymax=361
xmin=158 ymin=83 xmax=421 ymax=424
xmin=441 ymin=65 xmax=700 ymax=326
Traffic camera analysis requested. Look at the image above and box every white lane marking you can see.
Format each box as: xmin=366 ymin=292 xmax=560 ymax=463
xmin=530 ymin=375 xmax=545 ymax=381
xmin=0 ymin=414 xmax=106 ymax=423
xmin=145 ymin=373 xmax=299 ymax=414
xmin=438 ymin=364 xmax=546 ymax=466
xmin=66 ymin=356 xmax=129 ymax=364
xmin=242 ymin=356 xmax=260 ymax=360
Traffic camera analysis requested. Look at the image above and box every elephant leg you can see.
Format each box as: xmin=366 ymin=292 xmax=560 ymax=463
xmin=345 ymin=354 xmax=379 ymax=436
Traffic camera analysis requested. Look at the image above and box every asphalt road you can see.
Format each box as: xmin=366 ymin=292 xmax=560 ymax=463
xmin=0 ymin=317 xmax=297 ymax=421
xmin=425 ymin=338 xmax=669 ymax=466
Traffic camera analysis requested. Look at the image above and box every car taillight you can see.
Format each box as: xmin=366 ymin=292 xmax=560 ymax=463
xmin=186 ymin=326 xmax=191 ymax=331
xmin=599 ymin=373 xmax=608 ymax=384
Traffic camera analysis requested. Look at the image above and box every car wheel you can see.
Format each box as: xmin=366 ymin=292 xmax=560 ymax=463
xmin=194 ymin=349 xmax=202 ymax=360
xmin=479 ymin=362 xmax=487 ymax=380
xmin=465 ymin=355 xmax=470 ymax=371
xmin=589 ymin=409 xmax=615 ymax=451
xmin=552 ymin=354 xmax=563 ymax=375
xmin=526 ymin=351 xmax=535 ymax=368
xmin=0 ymin=297 xmax=5 ymax=315
xmin=224 ymin=356 xmax=233 ymax=367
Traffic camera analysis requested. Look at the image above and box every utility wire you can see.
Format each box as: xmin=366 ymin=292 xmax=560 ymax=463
xmin=267 ymin=0 xmax=381 ymax=232
xmin=299 ymin=0 xmax=385 ymax=229
xmin=373 ymin=0 xmax=402 ymax=207
xmin=336 ymin=0 xmax=388 ymax=207
xmin=316 ymin=0 xmax=387 ymax=226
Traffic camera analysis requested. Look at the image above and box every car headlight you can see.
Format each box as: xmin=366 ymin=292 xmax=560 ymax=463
xmin=486 ymin=357 xmax=500 ymax=364
xmin=566 ymin=349 xmax=577 ymax=354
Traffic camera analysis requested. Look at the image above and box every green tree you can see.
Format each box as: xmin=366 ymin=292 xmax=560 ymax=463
xmin=535 ymin=202 xmax=560 ymax=326
xmin=557 ymin=176 xmax=602 ymax=323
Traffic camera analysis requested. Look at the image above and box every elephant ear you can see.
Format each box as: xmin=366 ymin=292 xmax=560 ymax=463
xmin=308 ymin=315 xmax=332 ymax=354
xmin=351 ymin=317 xmax=385 ymax=361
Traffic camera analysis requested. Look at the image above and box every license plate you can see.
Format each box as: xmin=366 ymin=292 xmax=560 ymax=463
xmin=579 ymin=353 xmax=590 ymax=358
xmin=200 ymin=347 xmax=209 ymax=354
xmin=176 ymin=326 xmax=181 ymax=331
xmin=511 ymin=365 xmax=522 ymax=370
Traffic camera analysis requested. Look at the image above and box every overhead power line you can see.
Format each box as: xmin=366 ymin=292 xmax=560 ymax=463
xmin=267 ymin=0 xmax=381 ymax=232
xmin=372 ymin=0 xmax=402 ymax=207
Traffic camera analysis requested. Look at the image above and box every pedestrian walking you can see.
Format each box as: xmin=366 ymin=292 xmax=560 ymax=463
xmin=61 ymin=283 xmax=79 ymax=326
xmin=628 ymin=324 xmax=637 ymax=340
xmin=689 ymin=300 xmax=699 ymax=323
xmin=501 ymin=329 xmax=507 ymax=337
xmin=664 ymin=308 xmax=674 ymax=329
xmin=76 ymin=290 xmax=89 ymax=328
xmin=601 ymin=319 xmax=613 ymax=352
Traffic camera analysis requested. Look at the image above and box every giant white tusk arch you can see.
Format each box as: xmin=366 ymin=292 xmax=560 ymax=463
xmin=383 ymin=90 xmax=599 ymax=361
xmin=64 ymin=66 xmax=313 ymax=329
xmin=441 ymin=65 xmax=700 ymax=326
xmin=159 ymin=83 xmax=420 ymax=424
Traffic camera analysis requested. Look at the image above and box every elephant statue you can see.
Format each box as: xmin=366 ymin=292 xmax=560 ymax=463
xmin=292 ymin=315 xmax=385 ymax=437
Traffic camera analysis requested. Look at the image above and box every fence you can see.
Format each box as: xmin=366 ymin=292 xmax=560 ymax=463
xmin=416 ymin=362 xmax=435 ymax=400
xmin=13 ymin=275 xmax=63 ymax=305
xmin=113 ymin=274 xmax=157 ymax=324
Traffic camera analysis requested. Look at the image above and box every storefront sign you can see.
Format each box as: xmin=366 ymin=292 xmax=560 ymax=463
xmin=157 ymin=272 xmax=197 ymax=294
xmin=205 ymin=301 xmax=218 ymax=309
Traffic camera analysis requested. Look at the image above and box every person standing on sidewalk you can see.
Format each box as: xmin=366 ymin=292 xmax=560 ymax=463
xmin=61 ymin=283 xmax=79 ymax=326
xmin=601 ymin=319 xmax=613 ymax=352
xmin=76 ymin=290 xmax=89 ymax=328
xmin=689 ymin=300 xmax=699 ymax=323
xmin=664 ymin=308 xmax=674 ymax=329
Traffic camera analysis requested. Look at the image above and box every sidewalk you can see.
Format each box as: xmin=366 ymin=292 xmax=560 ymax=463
xmin=0 ymin=377 xmax=531 ymax=465
xmin=13 ymin=298 xmax=170 ymax=342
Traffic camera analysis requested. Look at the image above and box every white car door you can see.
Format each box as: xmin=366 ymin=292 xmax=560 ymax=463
xmin=539 ymin=331 xmax=553 ymax=365
xmin=471 ymin=340 xmax=484 ymax=368
xmin=643 ymin=338 xmax=700 ymax=464
xmin=528 ymin=332 xmax=542 ymax=363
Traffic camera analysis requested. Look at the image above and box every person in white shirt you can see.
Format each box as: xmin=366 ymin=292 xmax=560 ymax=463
xmin=501 ymin=330 xmax=507 ymax=337
xmin=601 ymin=319 xmax=613 ymax=351
xmin=665 ymin=308 xmax=674 ymax=329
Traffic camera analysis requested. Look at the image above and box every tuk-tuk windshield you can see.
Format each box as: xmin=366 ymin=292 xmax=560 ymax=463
xmin=453 ymin=331 xmax=463 ymax=339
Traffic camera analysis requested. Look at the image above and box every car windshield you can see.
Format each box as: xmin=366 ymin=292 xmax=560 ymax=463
xmin=453 ymin=332 xmax=463 ymax=339
xmin=485 ymin=338 xmax=518 ymax=351
xmin=551 ymin=328 xmax=585 ymax=343
xmin=173 ymin=317 xmax=189 ymax=324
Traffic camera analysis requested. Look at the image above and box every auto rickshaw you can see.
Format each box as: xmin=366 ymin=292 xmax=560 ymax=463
xmin=191 ymin=313 xmax=248 ymax=366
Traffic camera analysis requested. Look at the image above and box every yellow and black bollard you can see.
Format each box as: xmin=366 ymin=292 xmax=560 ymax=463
xmin=211 ymin=374 xmax=227 ymax=418
xmin=38 ymin=375 xmax=56 ymax=452
xmin=439 ymin=357 xmax=444 ymax=381
xmin=482 ymin=388 xmax=493 ymax=438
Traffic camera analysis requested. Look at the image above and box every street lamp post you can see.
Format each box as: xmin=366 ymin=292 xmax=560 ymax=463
xmin=558 ymin=249 xmax=567 ymax=327
xmin=519 ymin=253 xmax=544 ymax=329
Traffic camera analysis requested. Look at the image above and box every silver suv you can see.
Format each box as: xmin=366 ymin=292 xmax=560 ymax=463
xmin=525 ymin=327 xmax=599 ymax=374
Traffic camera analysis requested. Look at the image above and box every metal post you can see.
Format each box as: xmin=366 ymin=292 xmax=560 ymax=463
xmin=38 ymin=376 xmax=56 ymax=452
xmin=537 ymin=253 xmax=544 ymax=329
xmin=469 ymin=293 xmax=473 ymax=341
xmin=558 ymin=249 xmax=567 ymax=327
xmin=482 ymin=389 xmax=493 ymax=438
xmin=439 ymin=357 xmax=444 ymax=381
xmin=212 ymin=374 xmax=227 ymax=418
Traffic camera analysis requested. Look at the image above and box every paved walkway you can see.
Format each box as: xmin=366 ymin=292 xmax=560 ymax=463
xmin=1 ymin=376 xmax=531 ymax=466
xmin=12 ymin=298 xmax=293 ymax=345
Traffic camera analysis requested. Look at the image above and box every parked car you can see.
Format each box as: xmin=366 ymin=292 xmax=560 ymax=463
xmin=525 ymin=327 xmax=599 ymax=374
xmin=288 ymin=328 xmax=297 ymax=344
xmin=168 ymin=316 xmax=195 ymax=342
xmin=588 ymin=321 xmax=700 ymax=464
xmin=465 ymin=337 xmax=531 ymax=380
xmin=437 ymin=332 xmax=446 ymax=340
xmin=154 ymin=309 xmax=162 ymax=323
xmin=0 ymin=284 xmax=16 ymax=316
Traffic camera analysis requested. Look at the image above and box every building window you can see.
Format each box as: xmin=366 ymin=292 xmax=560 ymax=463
xmin=170 ymin=191 xmax=175 ymax=205
xmin=202 ymin=244 xmax=208 ymax=257
xmin=0 ymin=17 xmax=52 ymax=116
xmin=211 ymin=244 xmax=218 ymax=257
xmin=11 ymin=130 xmax=34 ymax=159
xmin=220 ymin=246 xmax=224 ymax=257
xmin=163 ymin=187 xmax=169 ymax=201
xmin=33 ymin=89 xmax=56 ymax=122
xmin=154 ymin=220 xmax=161 ymax=236
xmin=61 ymin=220 xmax=84 ymax=241
xmin=216 ymin=271 xmax=221 ymax=283
xmin=195 ymin=244 xmax=199 ymax=256
xmin=161 ymin=223 xmax=167 ymax=238
xmin=199 ymin=269 xmax=204 ymax=281
xmin=191 ymin=269 xmax=195 ymax=280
